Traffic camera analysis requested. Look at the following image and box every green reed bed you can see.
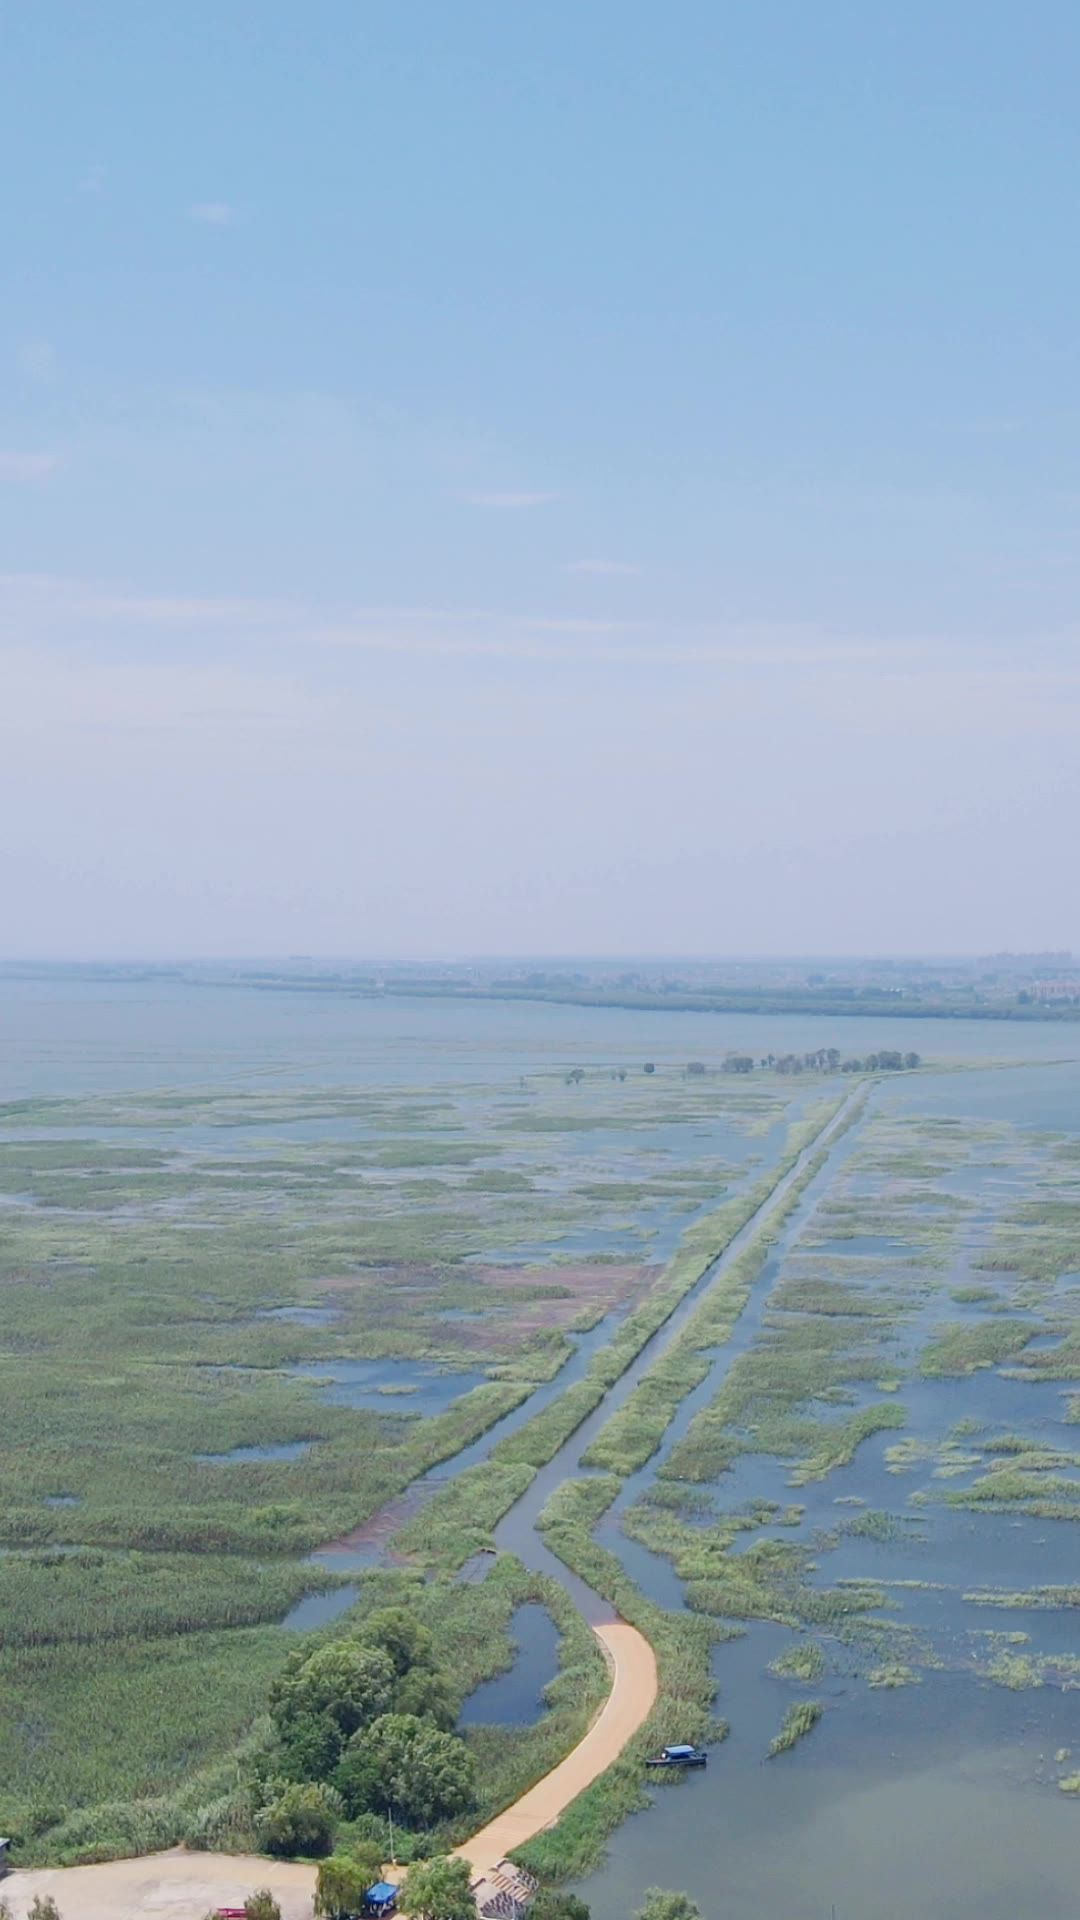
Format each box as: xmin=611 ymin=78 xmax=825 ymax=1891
xmin=767 ymin=1700 xmax=823 ymax=1756
xmin=0 ymin=1548 xmax=345 ymax=1648
xmin=391 ymin=1461 xmax=537 ymax=1570
xmin=919 ymin=1320 xmax=1042 ymax=1376
xmin=0 ymin=1626 xmax=295 ymax=1839
xmin=769 ymin=1640 xmax=826 ymax=1681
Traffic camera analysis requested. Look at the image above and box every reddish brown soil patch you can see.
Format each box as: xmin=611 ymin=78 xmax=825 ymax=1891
xmin=309 ymin=1260 xmax=654 ymax=1354
xmin=320 ymin=1483 xmax=427 ymax=1556
xmin=450 ymin=1260 xmax=655 ymax=1353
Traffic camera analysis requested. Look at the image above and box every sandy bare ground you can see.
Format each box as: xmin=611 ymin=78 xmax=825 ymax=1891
xmin=1 ymin=1850 xmax=318 ymax=1920
xmin=4 ymin=1622 xmax=658 ymax=1920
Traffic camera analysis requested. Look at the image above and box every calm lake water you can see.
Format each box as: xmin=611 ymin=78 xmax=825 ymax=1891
xmin=460 ymin=1602 xmax=561 ymax=1727
xmin=3 ymin=974 xmax=1080 ymax=1097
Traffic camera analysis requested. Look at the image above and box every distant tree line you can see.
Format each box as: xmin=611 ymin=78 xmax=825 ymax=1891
xmin=561 ymin=1049 xmax=921 ymax=1088
xmin=839 ymin=1050 xmax=920 ymax=1072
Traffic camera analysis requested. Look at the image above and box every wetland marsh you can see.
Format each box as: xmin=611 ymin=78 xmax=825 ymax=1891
xmin=1 ymin=979 xmax=1078 ymax=1914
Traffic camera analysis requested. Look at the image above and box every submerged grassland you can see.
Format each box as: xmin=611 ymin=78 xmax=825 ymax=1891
xmin=578 ymin=1092 xmax=1080 ymax=1777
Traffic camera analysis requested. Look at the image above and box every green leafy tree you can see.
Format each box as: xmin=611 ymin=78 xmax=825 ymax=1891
xmin=272 ymin=1641 xmax=397 ymax=1743
xmin=360 ymin=1608 xmax=437 ymax=1677
xmin=400 ymin=1856 xmax=476 ymax=1920
xmin=335 ymin=1713 xmax=475 ymax=1825
xmin=315 ymin=1848 xmax=384 ymax=1919
xmin=257 ymin=1781 xmax=341 ymax=1858
xmin=392 ymin=1663 xmax=456 ymax=1730
xmin=635 ymin=1892 xmax=701 ymax=1920
xmin=244 ymin=1894 xmax=282 ymax=1920
xmin=278 ymin=1707 xmax=346 ymax=1783
xmin=531 ymin=1893 xmax=590 ymax=1920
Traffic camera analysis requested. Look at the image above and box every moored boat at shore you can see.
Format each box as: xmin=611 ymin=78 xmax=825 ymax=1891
xmin=645 ymin=1743 xmax=708 ymax=1769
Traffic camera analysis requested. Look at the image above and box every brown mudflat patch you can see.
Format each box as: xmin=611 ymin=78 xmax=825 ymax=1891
xmin=309 ymin=1259 xmax=655 ymax=1354
xmin=319 ymin=1483 xmax=426 ymax=1556
xmin=448 ymin=1260 xmax=654 ymax=1353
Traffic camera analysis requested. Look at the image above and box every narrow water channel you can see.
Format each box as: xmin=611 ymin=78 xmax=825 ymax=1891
xmin=288 ymin=1085 xmax=861 ymax=1627
xmin=490 ymin=1085 xmax=867 ymax=1621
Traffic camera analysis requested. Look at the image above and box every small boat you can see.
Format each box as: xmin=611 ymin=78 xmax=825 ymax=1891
xmin=645 ymin=1743 xmax=707 ymax=1769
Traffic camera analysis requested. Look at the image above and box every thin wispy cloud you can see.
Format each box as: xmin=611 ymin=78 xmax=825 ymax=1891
xmin=459 ymin=490 xmax=554 ymax=509
xmin=6 ymin=570 xmax=1062 ymax=687
xmin=10 ymin=572 xmax=1076 ymax=721
xmin=188 ymin=202 xmax=236 ymax=227
xmin=18 ymin=340 xmax=55 ymax=382
xmin=564 ymin=559 xmax=641 ymax=576
xmin=0 ymin=452 xmax=60 ymax=481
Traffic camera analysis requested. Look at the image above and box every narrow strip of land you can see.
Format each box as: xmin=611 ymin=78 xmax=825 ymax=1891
xmin=452 ymin=1620 xmax=658 ymax=1875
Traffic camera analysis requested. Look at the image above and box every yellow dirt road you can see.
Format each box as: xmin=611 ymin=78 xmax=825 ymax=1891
xmin=3 ymin=1620 xmax=658 ymax=1920
xmin=454 ymin=1619 xmax=658 ymax=1875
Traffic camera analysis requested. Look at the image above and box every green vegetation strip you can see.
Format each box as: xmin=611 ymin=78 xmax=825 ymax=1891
xmin=513 ymin=1477 xmax=725 ymax=1883
xmin=489 ymin=1097 xmax=855 ymax=1479
xmin=767 ymin=1701 xmax=823 ymax=1757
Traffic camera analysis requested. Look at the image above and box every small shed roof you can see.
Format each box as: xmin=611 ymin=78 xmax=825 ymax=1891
xmin=366 ymin=1883 xmax=400 ymax=1903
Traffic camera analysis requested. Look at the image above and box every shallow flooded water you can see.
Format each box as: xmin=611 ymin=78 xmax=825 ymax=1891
xmin=287 ymin=1355 xmax=488 ymax=1415
xmin=460 ymin=1603 xmax=560 ymax=1726
xmin=196 ymin=1440 xmax=312 ymax=1464
xmin=577 ymin=1665 xmax=1080 ymax=1920
xmin=572 ymin=1068 xmax=1080 ymax=1917
xmin=280 ymin=1581 xmax=361 ymax=1632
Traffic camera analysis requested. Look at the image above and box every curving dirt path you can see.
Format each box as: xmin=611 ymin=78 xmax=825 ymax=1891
xmin=3 ymin=1621 xmax=657 ymax=1920
xmin=452 ymin=1619 xmax=657 ymax=1876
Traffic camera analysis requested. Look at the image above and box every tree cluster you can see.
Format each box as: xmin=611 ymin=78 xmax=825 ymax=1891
xmin=762 ymin=1048 xmax=842 ymax=1073
xmin=260 ymin=1608 xmax=474 ymax=1854
xmin=400 ymin=1855 xmax=477 ymax=1920
xmin=315 ymin=1845 xmax=388 ymax=1920
xmin=839 ymin=1050 xmax=920 ymax=1072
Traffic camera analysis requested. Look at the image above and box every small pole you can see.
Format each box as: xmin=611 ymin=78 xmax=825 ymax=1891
xmin=388 ymin=1806 xmax=396 ymax=1866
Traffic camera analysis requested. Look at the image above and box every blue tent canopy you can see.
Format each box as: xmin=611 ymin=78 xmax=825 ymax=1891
xmin=366 ymin=1885 xmax=400 ymax=1904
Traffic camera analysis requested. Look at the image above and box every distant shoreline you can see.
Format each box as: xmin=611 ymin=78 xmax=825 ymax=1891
xmin=225 ymin=976 xmax=1080 ymax=1024
xmin=4 ymin=964 xmax=1080 ymax=1023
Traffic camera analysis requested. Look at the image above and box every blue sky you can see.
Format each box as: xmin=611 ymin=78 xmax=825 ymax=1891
xmin=3 ymin=3 xmax=1079 ymax=956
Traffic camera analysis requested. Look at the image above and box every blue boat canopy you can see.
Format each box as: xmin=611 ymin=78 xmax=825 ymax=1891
xmin=664 ymin=1745 xmax=696 ymax=1757
xmin=366 ymin=1885 xmax=400 ymax=1904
